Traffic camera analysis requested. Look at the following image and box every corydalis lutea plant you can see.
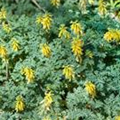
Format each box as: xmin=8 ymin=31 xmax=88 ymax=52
xmin=0 ymin=0 xmax=120 ymax=120
xmin=15 ymin=95 xmax=25 ymax=112
xmin=58 ymin=24 xmax=70 ymax=39
xmin=21 ymin=67 xmax=35 ymax=83
xmin=104 ymin=29 xmax=120 ymax=42
xmin=40 ymin=43 xmax=52 ymax=58
xmin=63 ymin=65 xmax=75 ymax=81
xmin=11 ymin=38 xmax=20 ymax=52
xmin=36 ymin=13 xmax=52 ymax=31
xmin=0 ymin=7 xmax=6 ymax=20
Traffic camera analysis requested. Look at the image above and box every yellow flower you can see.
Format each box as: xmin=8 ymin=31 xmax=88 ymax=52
xmin=50 ymin=0 xmax=60 ymax=7
xmin=0 ymin=45 xmax=7 ymax=58
xmin=70 ymin=21 xmax=82 ymax=36
xmin=36 ymin=16 xmax=43 ymax=24
xmin=21 ymin=67 xmax=35 ymax=83
xmin=36 ymin=13 xmax=52 ymax=30
xmin=63 ymin=65 xmax=75 ymax=81
xmin=2 ymin=22 xmax=12 ymax=33
xmin=85 ymin=81 xmax=96 ymax=98
xmin=104 ymin=31 xmax=113 ymax=42
xmin=11 ymin=38 xmax=20 ymax=51
xmin=41 ymin=43 xmax=51 ymax=58
xmin=104 ymin=29 xmax=120 ymax=42
xmin=98 ymin=0 xmax=107 ymax=16
xmin=113 ymin=30 xmax=120 ymax=41
xmin=0 ymin=7 xmax=7 ymax=20
xmin=42 ymin=13 xmax=52 ymax=30
xmin=71 ymin=38 xmax=83 ymax=58
xmin=58 ymin=24 xmax=70 ymax=39
xmin=115 ymin=116 xmax=120 ymax=120
xmin=41 ymin=91 xmax=53 ymax=111
xmin=15 ymin=95 xmax=25 ymax=112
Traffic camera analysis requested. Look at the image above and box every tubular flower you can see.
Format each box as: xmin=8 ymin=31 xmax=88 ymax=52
xmin=21 ymin=67 xmax=35 ymax=83
xmin=113 ymin=30 xmax=120 ymax=41
xmin=41 ymin=43 xmax=51 ymax=58
xmin=36 ymin=16 xmax=43 ymax=24
xmin=104 ymin=29 xmax=120 ymax=42
xmin=0 ymin=45 xmax=7 ymax=58
xmin=85 ymin=81 xmax=96 ymax=98
xmin=0 ymin=7 xmax=7 ymax=20
xmin=50 ymin=0 xmax=60 ymax=7
xmin=15 ymin=95 xmax=25 ymax=112
xmin=41 ymin=91 xmax=53 ymax=111
xmin=115 ymin=116 xmax=120 ymax=120
xmin=41 ymin=13 xmax=52 ymax=30
xmin=104 ymin=31 xmax=113 ymax=42
xmin=98 ymin=0 xmax=107 ymax=16
xmin=58 ymin=24 xmax=70 ymax=39
xmin=36 ymin=13 xmax=52 ymax=30
xmin=11 ymin=38 xmax=20 ymax=51
xmin=70 ymin=21 xmax=82 ymax=36
xmin=2 ymin=22 xmax=12 ymax=33
xmin=63 ymin=65 xmax=75 ymax=81
xmin=71 ymin=38 xmax=83 ymax=59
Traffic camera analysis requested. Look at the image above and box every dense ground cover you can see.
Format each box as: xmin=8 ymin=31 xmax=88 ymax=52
xmin=0 ymin=0 xmax=120 ymax=120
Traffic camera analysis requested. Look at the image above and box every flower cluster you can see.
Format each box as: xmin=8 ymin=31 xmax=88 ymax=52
xmin=15 ymin=95 xmax=25 ymax=112
xmin=63 ymin=65 xmax=75 ymax=81
xmin=71 ymin=38 xmax=83 ymax=61
xmin=0 ymin=8 xmax=12 ymax=34
xmin=41 ymin=43 xmax=51 ymax=58
xmin=98 ymin=0 xmax=107 ymax=16
xmin=0 ymin=7 xmax=6 ymax=20
xmin=58 ymin=24 xmax=70 ymax=39
xmin=2 ymin=22 xmax=12 ymax=33
xmin=70 ymin=21 xmax=83 ymax=36
xmin=11 ymin=38 xmax=20 ymax=52
xmin=21 ymin=67 xmax=35 ymax=83
xmin=0 ymin=45 xmax=8 ymax=60
xmin=41 ymin=91 xmax=53 ymax=111
xmin=104 ymin=29 xmax=120 ymax=42
xmin=85 ymin=81 xmax=96 ymax=98
xmin=36 ymin=13 xmax=52 ymax=30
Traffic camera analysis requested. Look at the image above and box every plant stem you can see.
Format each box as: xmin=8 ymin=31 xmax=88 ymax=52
xmin=31 ymin=0 xmax=45 ymax=13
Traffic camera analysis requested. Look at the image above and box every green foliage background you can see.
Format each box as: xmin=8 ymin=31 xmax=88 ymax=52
xmin=0 ymin=0 xmax=120 ymax=120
